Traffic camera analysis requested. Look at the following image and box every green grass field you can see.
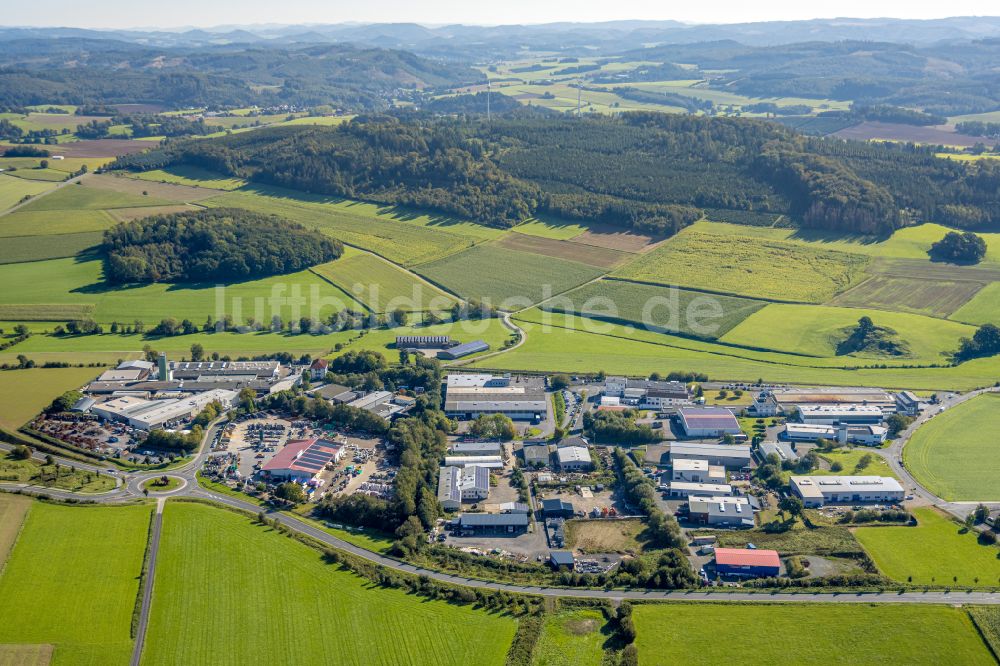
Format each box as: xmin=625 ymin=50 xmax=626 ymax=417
xmin=129 ymin=165 xmax=247 ymax=190
xmin=632 ymin=603 xmax=994 ymax=665
xmin=143 ymin=501 xmax=517 ymax=666
xmin=0 ymin=231 xmax=102 ymax=264
xmin=0 ymin=256 xmax=367 ymax=325
xmin=0 ymin=501 xmax=151 ymax=666
xmin=951 ymin=282 xmax=1000 ymax=325
xmin=543 ymin=279 xmax=765 ymax=339
xmin=0 ymin=209 xmax=116 ymax=237
xmin=0 ymin=366 xmax=103 ymax=431
xmin=854 ymin=507 xmax=1000 ymax=586
xmin=720 ymin=303 xmax=973 ymax=361
xmin=203 ymin=186 xmax=498 ymax=266
xmin=611 ymin=229 xmax=869 ymax=302
xmin=311 ymin=248 xmax=457 ymax=313
xmin=0 ymin=173 xmax=57 ymax=211
xmin=532 ymin=609 xmax=607 ymax=666
xmin=904 ymin=393 xmax=1000 ymax=500
xmin=0 ymin=454 xmax=117 ymax=492
xmin=415 ymin=244 xmax=605 ymax=308
xmin=14 ymin=182 xmax=172 ymax=212
xmin=814 ymin=448 xmax=896 ymax=479
xmin=6 ymin=166 xmax=68 ymax=182
xmin=513 ymin=217 xmax=592 ymax=240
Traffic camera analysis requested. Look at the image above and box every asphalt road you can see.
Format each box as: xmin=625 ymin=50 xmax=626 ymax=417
xmin=130 ymin=498 xmax=165 ymax=666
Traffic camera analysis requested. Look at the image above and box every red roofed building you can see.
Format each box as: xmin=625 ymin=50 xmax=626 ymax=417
xmin=262 ymin=438 xmax=343 ymax=483
xmin=714 ymin=547 xmax=781 ymax=578
xmin=310 ymin=358 xmax=329 ymax=381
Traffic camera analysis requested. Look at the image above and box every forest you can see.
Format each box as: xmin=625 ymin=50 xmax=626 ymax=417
xmin=112 ymin=111 xmax=1000 ymax=235
xmin=102 ymin=208 xmax=343 ymax=283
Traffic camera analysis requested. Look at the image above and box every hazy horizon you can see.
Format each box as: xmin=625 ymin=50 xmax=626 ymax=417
xmin=2 ymin=1 xmax=998 ymax=31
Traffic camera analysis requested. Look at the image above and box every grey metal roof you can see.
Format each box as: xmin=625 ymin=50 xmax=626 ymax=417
xmin=457 ymin=513 xmax=529 ymax=527
xmin=440 ymin=340 xmax=489 ymax=358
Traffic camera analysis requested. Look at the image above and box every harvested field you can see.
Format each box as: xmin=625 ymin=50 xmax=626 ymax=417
xmin=870 ymin=257 xmax=1000 ymax=282
xmin=833 ymin=121 xmax=985 ymax=147
xmin=0 ymin=231 xmax=102 ymax=264
xmin=828 ymin=275 xmax=984 ymax=318
xmin=108 ymin=204 xmax=201 ymax=222
xmin=0 ymin=304 xmax=95 ymax=321
xmin=31 ymin=139 xmax=149 ymax=158
xmin=564 ymin=518 xmax=648 ymax=554
xmin=86 ymin=173 xmax=223 ymax=202
xmin=0 ymin=494 xmax=32 ymax=567
xmin=15 ymin=183 xmax=171 ymax=211
xmin=573 ymin=224 xmax=663 ymax=252
xmin=0 ymin=644 xmax=53 ymax=666
xmin=496 ymin=232 xmax=631 ymax=268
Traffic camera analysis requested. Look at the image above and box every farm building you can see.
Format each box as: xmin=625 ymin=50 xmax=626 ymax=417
xmin=541 ymin=498 xmax=576 ymax=518
xmin=782 ymin=423 xmax=887 ymax=446
xmin=396 ymin=335 xmax=456 ymax=349
xmin=688 ymin=495 xmax=756 ymax=527
xmin=670 ymin=458 xmax=726 ymax=484
xmin=676 ymin=407 xmax=742 ymax=438
xmin=443 ymin=373 xmax=547 ymax=421
xmin=667 ymin=481 xmax=734 ymax=498
xmin=260 ymin=438 xmax=344 ymax=483
xmin=604 ymin=377 xmax=690 ymax=409
xmin=437 ymin=465 xmax=490 ymax=510
xmin=454 ymin=512 xmax=528 ymax=536
xmin=714 ymin=548 xmax=781 ymax=578
xmin=748 ymin=387 xmax=896 ymax=417
xmin=444 ymin=455 xmax=503 ymax=469
xmin=789 ymin=476 xmax=904 ymax=508
xmin=670 ymin=442 xmax=751 ymax=469
xmin=557 ymin=446 xmax=593 ymax=471
xmin=795 ymin=405 xmax=885 ymax=425
xmin=437 ymin=340 xmax=490 ymax=360
xmin=450 ymin=441 xmax=504 ymax=457
xmin=521 ymin=443 xmax=552 ymax=467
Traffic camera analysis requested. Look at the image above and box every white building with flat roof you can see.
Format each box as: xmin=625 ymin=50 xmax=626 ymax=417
xmin=688 ymin=495 xmax=755 ymax=527
xmin=670 ymin=459 xmax=726 ymax=484
xmin=670 ymin=442 xmax=751 ymax=469
xmin=437 ymin=465 xmax=490 ymax=510
xmin=796 ymin=404 xmax=885 ymax=425
xmin=667 ymin=481 xmax=733 ymax=498
xmin=557 ymin=446 xmax=593 ymax=471
xmin=789 ymin=476 xmax=904 ymax=508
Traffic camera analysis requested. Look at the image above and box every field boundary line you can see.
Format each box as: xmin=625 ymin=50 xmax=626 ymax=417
xmin=130 ymin=498 xmax=164 ymax=666
xmin=602 ymin=276 xmax=814 ymax=305
xmin=306 ymin=266 xmax=375 ymax=314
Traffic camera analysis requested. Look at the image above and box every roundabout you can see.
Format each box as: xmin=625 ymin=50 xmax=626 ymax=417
xmin=139 ymin=475 xmax=186 ymax=495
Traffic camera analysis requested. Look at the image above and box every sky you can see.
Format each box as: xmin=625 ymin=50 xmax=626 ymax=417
xmin=2 ymin=0 xmax=998 ymax=30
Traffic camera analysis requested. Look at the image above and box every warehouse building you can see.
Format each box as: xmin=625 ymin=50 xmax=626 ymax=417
xmin=667 ymin=481 xmax=733 ymax=498
xmin=757 ymin=440 xmax=800 ymax=464
xmin=714 ymin=548 xmax=781 ymax=578
xmin=676 ymin=407 xmax=742 ymax=438
xmin=97 ymin=368 xmax=147 ymax=383
xmin=670 ymin=442 xmax=751 ymax=469
xmin=541 ymin=498 xmax=576 ymax=518
xmin=796 ymin=404 xmax=885 ymax=425
xmin=789 ymin=476 xmax=904 ymax=508
xmin=126 ymin=389 xmax=238 ymax=430
xmin=310 ymin=383 xmax=357 ymax=404
xmin=782 ymin=423 xmax=888 ymax=446
xmin=443 ymin=374 xmax=547 ymax=421
xmin=688 ymin=495 xmax=756 ymax=527
xmin=453 ymin=512 xmax=529 ymax=536
xmin=521 ymin=443 xmax=552 ymax=467
xmin=748 ymin=387 xmax=896 ymax=417
xmin=437 ymin=465 xmax=490 ymax=510
xmin=450 ymin=441 xmax=503 ymax=457
xmin=895 ymin=391 xmax=924 ymax=416
xmin=670 ymin=458 xmax=726 ymax=484
xmin=396 ymin=335 xmax=456 ymax=349
xmin=437 ymin=340 xmax=489 ymax=360
xmin=603 ymin=377 xmax=691 ymax=409
xmin=557 ymin=445 xmax=593 ymax=471
xmin=261 ymin=438 xmax=344 ymax=483
xmin=171 ymin=360 xmax=281 ymax=381
xmin=444 ymin=455 xmax=503 ymax=469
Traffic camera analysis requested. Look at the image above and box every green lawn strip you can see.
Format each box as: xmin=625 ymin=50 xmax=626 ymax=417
xmin=532 ymin=609 xmax=607 ymax=666
xmin=903 ymin=393 xmax=1000 ymax=501
xmin=0 ymin=231 xmax=103 ymax=264
xmin=195 ymin=472 xmax=394 ymax=553
xmin=611 ymin=228 xmax=870 ymax=303
xmin=0 ymin=501 xmax=152 ymax=666
xmin=720 ymin=303 xmax=972 ymax=362
xmin=632 ymin=603 xmax=996 ymax=665
xmin=545 ymin=279 xmax=766 ymax=339
xmin=143 ymin=501 xmax=516 ymax=665
xmin=854 ymin=507 xmax=1000 ymax=586
xmin=415 ymin=244 xmax=605 ymax=308
xmin=0 ymin=454 xmax=117 ymax=493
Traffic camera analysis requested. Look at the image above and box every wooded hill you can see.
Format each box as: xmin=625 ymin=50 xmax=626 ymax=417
xmin=111 ymin=111 xmax=1000 ymax=235
xmin=103 ymin=208 xmax=343 ymax=284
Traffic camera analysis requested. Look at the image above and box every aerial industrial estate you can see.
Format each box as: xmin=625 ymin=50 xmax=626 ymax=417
xmin=3 ymin=7 xmax=1000 ymax=666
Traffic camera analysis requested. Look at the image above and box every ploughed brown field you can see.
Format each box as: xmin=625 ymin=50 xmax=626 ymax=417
xmin=833 ymin=121 xmax=985 ymax=147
